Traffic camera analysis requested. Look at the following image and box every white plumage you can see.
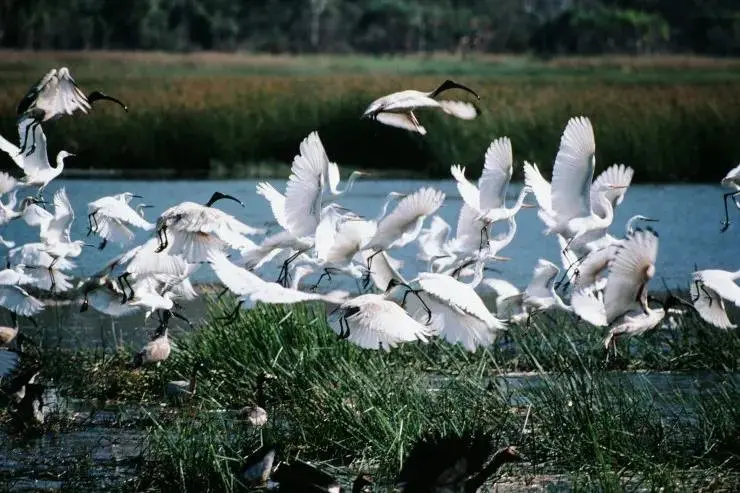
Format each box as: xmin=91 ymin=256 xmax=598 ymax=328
xmin=328 ymin=294 xmax=434 ymax=351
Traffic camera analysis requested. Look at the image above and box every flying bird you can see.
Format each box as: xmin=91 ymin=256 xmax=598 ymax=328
xmin=362 ymin=79 xmax=480 ymax=135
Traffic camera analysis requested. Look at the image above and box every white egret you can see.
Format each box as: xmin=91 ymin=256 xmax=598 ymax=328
xmin=0 ymin=118 xmax=74 ymax=194
xmin=155 ymin=191 xmax=264 ymax=263
xmin=450 ymin=137 xmax=533 ymax=243
xmin=396 ymin=266 xmax=508 ymax=352
xmin=690 ymin=269 xmax=740 ymax=329
xmin=16 ymin=67 xmax=127 ymax=153
xmin=208 ymin=252 xmax=348 ymax=320
xmin=603 ymin=228 xmax=665 ymax=349
xmin=416 ymin=215 xmax=452 ymax=265
xmin=8 ymin=243 xmax=75 ymax=292
xmin=362 ymin=79 xmax=480 ymax=135
xmin=327 ymin=293 xmax=435 ymax=351
xmin=87 ymin=192 xmax=155 ymax=249
xmin=720 ymin=163 xmax=740 ymax=231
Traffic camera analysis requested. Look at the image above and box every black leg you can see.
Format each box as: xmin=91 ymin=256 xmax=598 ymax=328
xmin=87 ymin=212 xmax=96 ymax=236
xmin=691 ymin=280 xmax=702 ymax=302
xmin=555 ymin=253 xmax=587 ymax=290
xmin=720 ymin=191 xmax=740 ymax=232
xmin=399 ymin=285 xmax=432 ymax=325
xmin=700 ymin=284 xmax=713 ymax=307
xmin=215 ymin=286 xmax=230 ymax=300
xmin=98 ymin=238 xmax=107 ymax=250
xmin=478 ymin=224 xmax=489 ymax=252
xmin=48 ymin=257 xmax=58 ymax=292
xmin=155 ymin=226 xmax=168 ymax=253
xmin=217 ymin=300 xmax=244 ymax=324
xmin=276 ymin=251 xmax=303 ymax=287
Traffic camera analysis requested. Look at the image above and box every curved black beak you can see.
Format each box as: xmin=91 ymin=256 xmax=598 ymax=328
xmin=87 ymin=91 xmax=128 ymax=112
xmin=205 ymin=192 xmax=244 ymax=208
xmin=429 ymin=79 xmax=480 ymax=100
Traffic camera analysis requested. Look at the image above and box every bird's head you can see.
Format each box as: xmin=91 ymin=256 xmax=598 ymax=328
xmin=57 ymin=150 xmax=75 ymax=161
xmin=119 ymin=192 xmax=143 ymax=202
xmin=87 ymin=91 xmax=128 ymax=112
xmin=205 ymin=191 xmax=244 ymax=208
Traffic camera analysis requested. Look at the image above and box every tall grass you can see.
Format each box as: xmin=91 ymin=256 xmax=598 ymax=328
xmin=0 ymin=53 xmax=738 ymax=181
xmin=124 ymin=299 xmax=739 ymax=491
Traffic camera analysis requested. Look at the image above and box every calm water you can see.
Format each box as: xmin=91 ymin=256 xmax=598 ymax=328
xmin=2 ymin=179 xmax=737 ymax=289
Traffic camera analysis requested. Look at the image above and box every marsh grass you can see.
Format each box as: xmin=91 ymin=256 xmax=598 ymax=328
xmin=117 ymin=298 xmax=739 ymax=491
xmin=0 ymin=53 xmax=738 ymax=181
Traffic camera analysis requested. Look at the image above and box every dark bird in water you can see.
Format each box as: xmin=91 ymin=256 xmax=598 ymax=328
xmin=396 ymin=431 xmax=522 ymax=493
xmin=16 ymin=67 xmax=128 ymax=154
xmin=272 ymin=459 xmax=373 ymax=493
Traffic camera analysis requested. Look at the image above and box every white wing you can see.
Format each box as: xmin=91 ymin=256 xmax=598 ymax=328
xmin=551 ymin=116 xmax=596 ymax=222
xmin=95 ymin=201 xmax=154 ymax=230
xmin=478 ymin=137 xmax=513 ymax=211
xmin=573 ymin=246 xmax=612 ymax=289
xmin=591 ymin=164 xmax=634 ymax=217
xmin=0 ymin=350 xmax=20 ymax=378
xmin=0 ymin=131 xmax=23 ymax=170
xmin=524 ymin=259 xmax=559 ymax=299
xmin=477 ymin=278 xmax=520 ymax=302
xmin=0 ymin=285 xmax=44 ymax=316
xmin=208 ymin=252 xmax=266 ymax=296
xmin=0 ymin=172 xmax=18 ymax=196
xmin=43 ymin=187 xmax=74 ymax=244
xmin=329 ymin=294 xmax=433 ymax=351
xmin=374 ymin=112 xmax=426 ymax=135
xmin=284 ymin=132 xmax=328 ymax=238
xmin=22 ymin=204 xmax=53 ymax=229
xmin=604 ymin=229 xmax=659 ymax=323
xmin=368 ymin=187 xmax=445 ymax=250
xmin=363 ymin=250 xmax=406 ymax=292
xmin=37 ymin=67 xmax=91 ymax=116
xmin=570 ymin=287 xmax=607 ymax=326
xmin=695 ymin=270 xmax=740 ymax=307
xmin=450 ymin=165 xmax=480 ymax=212
xmin=690 ymin=280 xmax=736 ymax=329
xmin=256 ymin=181 xmax=288 ymax=231
xmin=523 ymin=161 xmax=552 ymax=211
xmin=437 ymin=100 xmax=478 ymax=120
xmin=17 ymin=118 xmax=51 ymax=176
xmin=326 ymin=220 xmax=376 ymax=267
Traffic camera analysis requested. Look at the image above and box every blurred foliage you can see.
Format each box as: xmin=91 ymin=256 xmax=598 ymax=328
xmin=1 ymin=0 xmax=739 ymax=55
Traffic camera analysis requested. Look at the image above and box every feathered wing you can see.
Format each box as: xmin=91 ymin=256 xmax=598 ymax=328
xmin=0 ymin=130 xmax=23 ymax=169
xmin=450 ymin=165 xmax=481 ymax=212
xmin=208 ymin=252 xmax=265 ymax=296
xmin=284 ymin=132 xmax=328 ymax=238
xmin=570 ymin=286 xmax=607 ymax=326
xmin=363 ymin=250 xmax=406 ymax=292
xmin=374 ymin=112 xmax=427 ymax=135
xmin=326 ymin=219 xmax=376 ymax=267
xmin=479 ymin=137 xmax=513 ymax=211
xmin=551 ymin=116 xmax=596 ymax=222
xmin=524 ymin=259 xmax=559 ymax=299
xmin=690 ymin=279 xmax=736 ymax=329
xmin=413 ymin=273 xmax=504 ymax=351
xmin=42 ymin=67 xmax=91 ymax=116
xmin=437 ymin=100 xmax=478 ymax=120
xmin=329 ymin=294 xmax=433 ymax=351
xmin=95 ymin=201 xmax=154 ymax=230
xmin=573 ymin=246 xmax=612 ymax=289
xmin=695 ymin=270 xmax=740 ymax=307
xmin=591 ymin=164 xmax=634 ymax=217
xmin=370 ymin=187 xmax=445 ymax=249
xmin=43 ymin=187 xmax=74 ymax=244
xmin=256 ymin=181 xmax=288 ymax=230
xmin=604 ymin=229 xmax=659 ymax=323
xmin=16 ymin=117 xmax=51 ymax=178
xmin=0 ymin=285 xmax=44 ymax=316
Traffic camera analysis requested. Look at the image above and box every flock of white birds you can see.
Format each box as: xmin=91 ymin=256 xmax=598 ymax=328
xmin=0 ymin=69 xmax=739 ymax=382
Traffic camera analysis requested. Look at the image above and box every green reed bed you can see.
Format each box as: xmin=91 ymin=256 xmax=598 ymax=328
xmin=1 ymin=54 xmax=739 ymax=181
xmin=118 ymin=299 xmax=739 ymax=491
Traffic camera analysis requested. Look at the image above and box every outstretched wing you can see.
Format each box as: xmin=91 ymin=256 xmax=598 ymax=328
xmin=284 ymin=132 xmax=328 ymax=238
xmin=551 ymin=116 xmax=596 ymax=222
xmin=479 ymin=137 xmax=513 ymax=211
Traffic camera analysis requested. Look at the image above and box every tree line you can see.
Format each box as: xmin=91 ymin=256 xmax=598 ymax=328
xmin=1 ymin=0 xmax=738 ymax=55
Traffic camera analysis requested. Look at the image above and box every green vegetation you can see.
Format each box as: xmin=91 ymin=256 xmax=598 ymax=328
xmin=1 ymin=53 xmax=739 ymax=181
xmin=36 ymin=298 xmax=740 ymax=491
